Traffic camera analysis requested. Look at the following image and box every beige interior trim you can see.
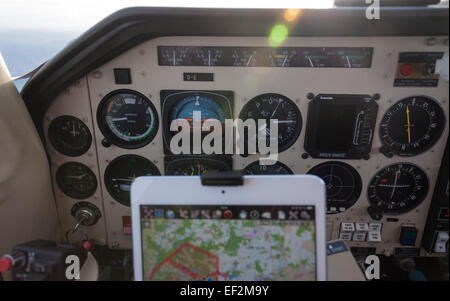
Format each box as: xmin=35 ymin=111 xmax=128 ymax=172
xmin=0 ymin=54 xmax=59 ymax=254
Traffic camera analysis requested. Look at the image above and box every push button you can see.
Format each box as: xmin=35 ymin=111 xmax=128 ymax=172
xmin=339 ymin=232 xmax=353 ymax=241
xmin=369 ymin=223 xmax=382 ymax=232
xmin=352 ymin=231 xmax=367 ymax=242
xmin=400 ymin=64 xmax=414 ymax=77
xmin=340 ymin=223 xmax=355 ymax=241
xmin=114 ymin=68 xmax=132 ymax=84
xmin=355 ymin=223 xmax=369 ymax=231
xmin=341 ymin=223 xmax=355 ymax=232
xmin=368 ymin=231 xmax=382 ymax=242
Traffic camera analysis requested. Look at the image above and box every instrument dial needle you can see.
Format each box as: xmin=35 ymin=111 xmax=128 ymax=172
xmin=406 ymin=105 xmax=411 ymax=144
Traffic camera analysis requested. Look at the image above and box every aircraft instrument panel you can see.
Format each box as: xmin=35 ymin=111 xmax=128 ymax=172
xmin=43 ymin=35 xmax=449 ymax=256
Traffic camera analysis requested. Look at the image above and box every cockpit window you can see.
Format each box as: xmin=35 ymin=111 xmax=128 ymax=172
xmin=0 ymin=0 xmax=446 ymax=91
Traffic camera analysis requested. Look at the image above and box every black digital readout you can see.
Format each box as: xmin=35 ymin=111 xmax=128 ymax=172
xmin=158 ymin=46 xmax=373 ymax=68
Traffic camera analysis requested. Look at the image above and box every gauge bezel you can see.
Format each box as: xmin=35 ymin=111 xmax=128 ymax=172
xmin=307 ymin=161 xmax=362 ymax=214
xmin=97 ymin=89 xmax=159 ymax=149
xmin=56 ymin=162 xmax=98 ymax=199
xmin=243 ymin=160 xmax=294 ymax=175
xmin=239 ymin=93 xmax=302 ymax=153
xmin=48 ymin=115 xmax=92 ymax=157
xmin=379 ymin=95 xmax=446 ymax=157
xmin=367 ymin=162 xmax=430 ymax=215
xmin=104 ymin=154 xmax=161 ymax=207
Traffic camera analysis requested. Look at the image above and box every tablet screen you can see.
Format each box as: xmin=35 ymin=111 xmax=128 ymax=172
xmin=140 ymin=205 xmax=316 ymax=281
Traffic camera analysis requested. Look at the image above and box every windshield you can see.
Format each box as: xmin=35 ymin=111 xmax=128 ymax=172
xmin=0 ymin=0 xmax=446 ymax=91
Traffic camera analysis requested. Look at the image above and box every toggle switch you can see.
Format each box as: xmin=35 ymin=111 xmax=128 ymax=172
xmin=433 ymin=231 xmax=449 ymax=253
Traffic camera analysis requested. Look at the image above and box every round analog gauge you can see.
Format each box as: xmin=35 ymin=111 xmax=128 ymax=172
xmin=239 ymin=93 xmax=302 ymax=153
xmin=166 ymin=158 xmax=230 ymax=176
xmin=97 ymin=90 xmax=159 ymax=149
xmin=243 ymin=161 xmax=293 ymax=175
xmin=48 ymin=115 xmax=92 ymax=156
xmin=308 ymin=162 xmax=362 ymax=214
xmin=56 ymin=162 xmax=97 ymax=199
xmin=367 ymin=163 xmax=429 ymax=215
xmin=379 ymin=96 xmax=445 ymax=156
xmin=104 ymin=155 xmax=161 ymax=206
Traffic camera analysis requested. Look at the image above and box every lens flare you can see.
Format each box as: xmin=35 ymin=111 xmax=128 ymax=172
xmin=284 ymin=9 xmax=301 ymax=22
xmin=269 ymin=24 xmax=288 ymax=47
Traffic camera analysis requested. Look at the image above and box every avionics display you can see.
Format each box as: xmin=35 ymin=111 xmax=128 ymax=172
xmin=158 ymin=46 xmax=373 ymax=68
xmin=304 ymin=94 xmax=378 ymax=159
xmin=140 ymin=205 xmax=316 ymax=281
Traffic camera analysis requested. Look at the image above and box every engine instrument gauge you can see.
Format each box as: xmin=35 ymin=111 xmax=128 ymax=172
xmin=56 ymin=162 xmax=97 ymax=199
xmin=48 ymin=115 xmax=92 ymax=156
xmin=243 ymin=161 xmax=293 ymax=175
xmin=165 ymin=156 xmax=232 ymax=176
xmin=104 ymin=155 xmax=161 ymax=207
xmin=239 ymin=93 xmax=302 ymax=153
xmin=367 ymin=163 xmax=429 ymax=215
xmin=97 ymin=90 xmax=159 ymax=149
xmin=379 ymin=96 xmax=445 ymax=157
xmin=307 ymin=162 xmax=362 ymax=214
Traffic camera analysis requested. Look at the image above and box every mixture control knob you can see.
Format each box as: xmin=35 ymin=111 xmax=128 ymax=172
xmin=71 ymin=202 xmax=101 ymax=227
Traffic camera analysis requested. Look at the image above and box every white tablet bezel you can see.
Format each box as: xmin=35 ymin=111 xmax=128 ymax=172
xmin=131 ymin=175 xmax=327 ymax=281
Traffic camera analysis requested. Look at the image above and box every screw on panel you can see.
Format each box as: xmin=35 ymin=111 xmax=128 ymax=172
xmin=372 ymin=93 xmax=380 ymax=101
xmin=141 ymin=71 xmax=146 ymax=77
xmin=153 ymin=160 xmax=158 ymax=164
xmin=140 ymin=49 xmax=146 ymax=56
xmin=92 ymin=71 xmax=102 ymax=79
xmin=425 ymin=37 xmax=438 ymax=46
xmin=306 ymin=93 xmax=314 ymax=100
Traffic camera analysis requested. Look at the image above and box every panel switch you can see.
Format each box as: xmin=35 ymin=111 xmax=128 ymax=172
xmin=114 ymin=68 xmax=132 ymax=84
xmin=433 ymin=231 xmax=449 ymax=253
xmin=368 ymin=231 xmax=382 ymax=242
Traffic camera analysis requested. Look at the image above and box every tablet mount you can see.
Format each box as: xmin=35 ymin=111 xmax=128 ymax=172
xmin=201 ymin=171 xmax=244 ymax=186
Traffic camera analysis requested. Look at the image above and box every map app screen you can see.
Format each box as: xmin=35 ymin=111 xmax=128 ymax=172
xmin=140 ymin=205 xmax=316 ymax=281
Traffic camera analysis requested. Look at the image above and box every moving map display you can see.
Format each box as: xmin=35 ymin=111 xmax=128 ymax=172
xmin=140 ymin=205 xmax=317 ymax=281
